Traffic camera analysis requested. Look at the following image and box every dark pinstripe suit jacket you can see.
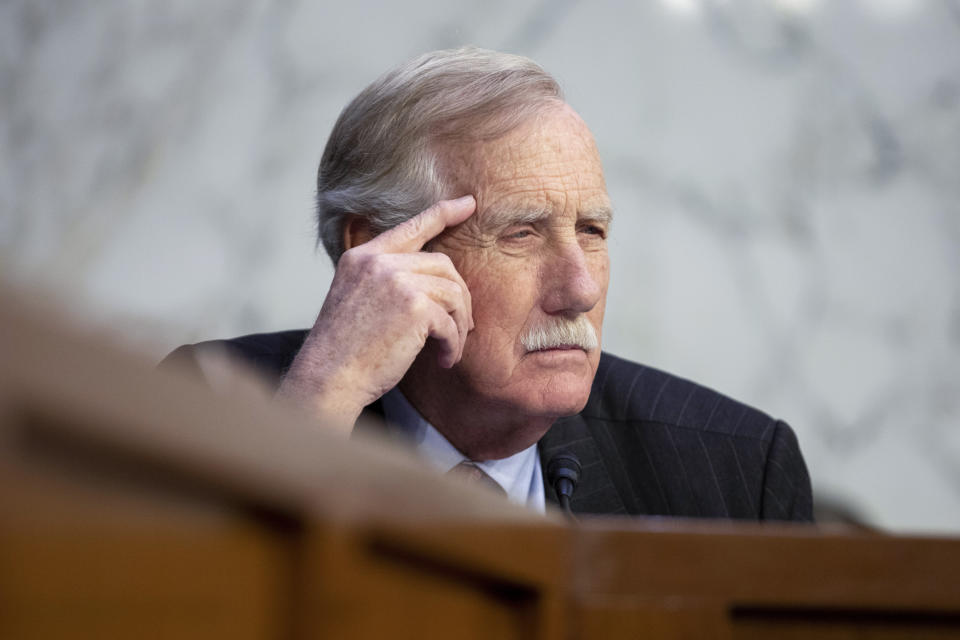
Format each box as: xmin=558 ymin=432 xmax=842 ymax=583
xmin=165 ymin=329 xmax=813 ymax=522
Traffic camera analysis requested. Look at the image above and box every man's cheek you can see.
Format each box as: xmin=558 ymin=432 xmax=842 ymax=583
xmin=465 ymin=318 xmax=512 ymax=358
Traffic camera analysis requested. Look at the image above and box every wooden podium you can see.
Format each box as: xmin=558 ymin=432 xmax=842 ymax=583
xmin=2 ymin=286 xmax=959 ymax=639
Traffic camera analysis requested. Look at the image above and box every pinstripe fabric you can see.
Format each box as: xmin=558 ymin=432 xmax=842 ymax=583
xmin=163 ymin=331 xmax=813 ymax=522
xmin=539 ymin=353 xmax=813 ymax=521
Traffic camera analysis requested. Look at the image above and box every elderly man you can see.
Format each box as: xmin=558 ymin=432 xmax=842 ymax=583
xmin=166 ymin=48 xmax=812 ymax=520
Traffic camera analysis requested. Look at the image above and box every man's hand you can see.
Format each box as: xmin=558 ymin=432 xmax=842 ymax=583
xmin=277 ymin=196 xmax=477 ymax=430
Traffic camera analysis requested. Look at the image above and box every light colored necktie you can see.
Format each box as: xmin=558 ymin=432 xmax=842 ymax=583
xmin=448 ymin=461 xmax=506 ymax=496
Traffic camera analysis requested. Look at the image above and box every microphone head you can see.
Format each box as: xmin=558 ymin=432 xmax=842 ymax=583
xmin=546 ymin=452 xmax=581 ymax=486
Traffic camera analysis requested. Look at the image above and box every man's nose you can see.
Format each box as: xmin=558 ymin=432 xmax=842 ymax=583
xmin=540 ymin=242 xmax=604 ymax=315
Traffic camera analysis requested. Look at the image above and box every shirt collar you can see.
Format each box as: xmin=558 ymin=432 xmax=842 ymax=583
xmin=380 ymin=388 xmax=544 ymax=512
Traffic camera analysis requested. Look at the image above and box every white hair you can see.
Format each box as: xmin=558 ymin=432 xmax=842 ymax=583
xmin=521 ymin=315 xmax=599 ymax=353
xmin=316 ymin=47 xmax=564 ymax=262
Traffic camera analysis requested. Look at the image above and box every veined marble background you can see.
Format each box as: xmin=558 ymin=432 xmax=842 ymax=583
xmin=2 ymin=0 xmax=959 ymax=532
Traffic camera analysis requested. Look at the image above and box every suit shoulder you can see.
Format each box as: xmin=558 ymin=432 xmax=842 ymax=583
xmin=586 ymin=352 xmax=777 ymax=441
xmin=160 ymin=329 xmax=309 ymax=382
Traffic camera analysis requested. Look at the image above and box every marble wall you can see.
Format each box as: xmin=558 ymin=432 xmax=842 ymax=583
xmin=3 ymin=0 xmax=958 ymax=532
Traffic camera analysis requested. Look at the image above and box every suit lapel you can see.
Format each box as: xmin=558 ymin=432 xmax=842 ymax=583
xmin=538 ymin=414 xmax=628 ymax=515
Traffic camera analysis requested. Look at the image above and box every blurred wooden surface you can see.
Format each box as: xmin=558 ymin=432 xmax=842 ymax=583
xmin=2 ymin=282 xmax=959 ymax=639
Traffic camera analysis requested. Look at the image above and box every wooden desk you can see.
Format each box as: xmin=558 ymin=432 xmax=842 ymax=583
xmin=2 ymin=283 xmax=958 ymax=639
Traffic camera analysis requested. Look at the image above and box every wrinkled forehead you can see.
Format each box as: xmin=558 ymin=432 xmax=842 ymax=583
xmin=438 ymin=105 xmax=611 ymax=228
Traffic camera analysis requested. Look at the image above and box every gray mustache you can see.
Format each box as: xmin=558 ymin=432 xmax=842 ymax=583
xmin=521 ymin=316 xmax=599 ymax=352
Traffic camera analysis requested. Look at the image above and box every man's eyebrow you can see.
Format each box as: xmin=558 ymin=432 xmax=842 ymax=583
xmin=580 ymin=205 xmax=614 ymax=225
xmin=483 ymin=206 xmax=552 ymax=229
xmin=483 ymin=204 xmax=614 ymax=228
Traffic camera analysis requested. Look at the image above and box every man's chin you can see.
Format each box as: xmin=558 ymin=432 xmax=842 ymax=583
xmin=413 ymin=344 xmax=598 ymax=417
xmin=509 ymin=349 xmax=598 ymax=416
xmin=510 ymin=380 xmax=593 ymax=419
xmin=537 ymin=393 xmax=591 ymax=418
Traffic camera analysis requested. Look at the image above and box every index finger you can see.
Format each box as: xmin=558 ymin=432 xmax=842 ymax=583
xmin=368 ymin=195 xmax=476 ymax=254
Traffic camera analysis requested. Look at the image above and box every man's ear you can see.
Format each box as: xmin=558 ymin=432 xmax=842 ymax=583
xmin=342 ymin=215 xmax=376 ymax=252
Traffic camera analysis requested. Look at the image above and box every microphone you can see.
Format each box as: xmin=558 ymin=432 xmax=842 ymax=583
xmin=546 ymin=452 xmax=581 ymax=518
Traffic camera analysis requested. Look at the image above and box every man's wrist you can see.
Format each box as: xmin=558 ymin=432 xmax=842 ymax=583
xmin=276 ymin=360 xmax=365 ymax=434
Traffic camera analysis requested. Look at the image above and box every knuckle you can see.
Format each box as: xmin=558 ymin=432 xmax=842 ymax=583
xmin=428 ymin=252 xmax=459 ymax=278
xmin=445 ymin=314 xmax=459 ymax=336
xmin=404 ymin=290 xmax=429 ymax=315
xmin=441 ymin=279 xmax=459 ymax=297
xmin=341 ymin=247 xmax=378 ymax=273
xmin=433 ymin=251 xmax=455 ymax=269
xmin=437 ymin=303 xmax=456 ymax=328
xmin=446 ymin=280 xmax=465 ymax=303
xmin=339 ymin=247 xmax=361 ymax=268
xmin=386 ymin=268 xmax=408 ymax=290
xmin=366 ymin=252 xmax=391 ymax=275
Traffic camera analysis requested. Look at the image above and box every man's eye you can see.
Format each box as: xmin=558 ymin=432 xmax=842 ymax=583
xmin=580 ymin=224 xmax=607 ymax=238
xmin=505 ymin=228 xmax=534 ymax=240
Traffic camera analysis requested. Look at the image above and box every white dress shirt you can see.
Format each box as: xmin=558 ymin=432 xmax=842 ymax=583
xmin=380 ymin=388 xmax=546 ymax=514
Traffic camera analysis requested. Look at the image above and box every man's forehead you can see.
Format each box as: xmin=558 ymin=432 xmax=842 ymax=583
xmin=438 ymin=104 xmax=611 ymax=231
